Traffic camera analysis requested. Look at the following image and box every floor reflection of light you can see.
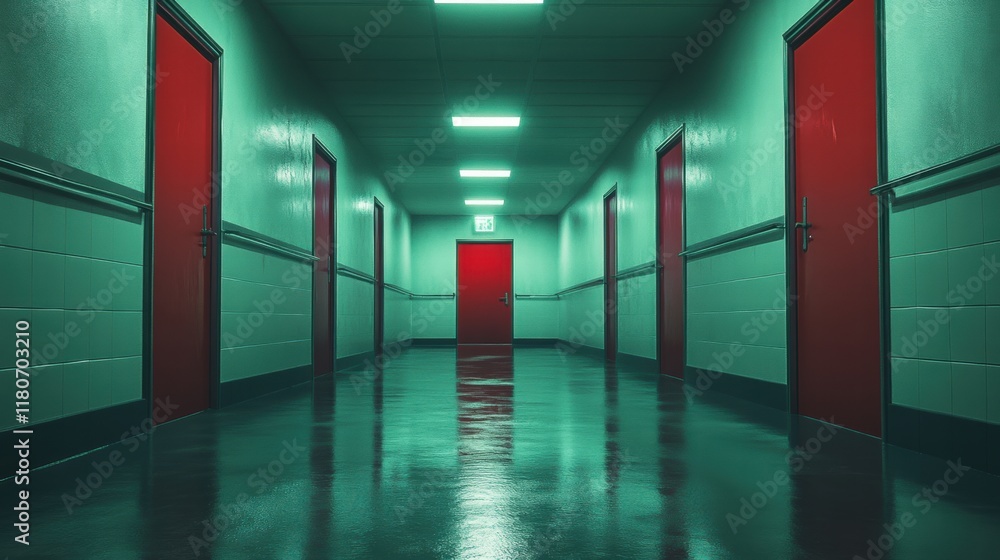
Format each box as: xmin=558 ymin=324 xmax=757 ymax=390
xmin=456 ymin=474 xmax=525 ymax=560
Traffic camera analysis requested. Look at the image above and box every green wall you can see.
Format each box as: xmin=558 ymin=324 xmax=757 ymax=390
xmin=0 ymin=0 xmax=410 ymax=432
xmin=172 ymin=0 xmax=411 ymax=367
xmin=410 ymin=215 xmax=560 ymax=341
xmin=0 ymin=1 xmax=149 ymax=430
xmin=0 ymin=1 xmax=149 ymax=192
xmin=556 ymin=0 xmax=813 ymax=374
xmin=885 ymin=0 xmax=1000 ymax=424
xmin=885 ymin=0 xmax=1000 ymax=179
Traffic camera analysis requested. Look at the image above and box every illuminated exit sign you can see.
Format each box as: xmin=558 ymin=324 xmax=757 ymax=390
xmin=474 ymin=216 xmax=495 ymax=233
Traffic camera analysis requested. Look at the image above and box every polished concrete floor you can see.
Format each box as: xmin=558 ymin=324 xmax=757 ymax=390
xmin=4 ymin=347 xmax=1000 ymax=559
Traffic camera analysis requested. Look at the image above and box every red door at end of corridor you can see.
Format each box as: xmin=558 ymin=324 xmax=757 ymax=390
xmin=457 ymin=242 xmax=513 ymax=345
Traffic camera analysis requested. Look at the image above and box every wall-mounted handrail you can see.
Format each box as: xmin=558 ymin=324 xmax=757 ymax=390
xmin=0 ymin=156 xmax=151 ymax=213
xmin=385 ymin=283 xmax=455 ymax=300
xmin=221 ymin=226 xmax=318 ymax=263
xmin=337 ymin=264 xmax=375 ymax=285
xmin=553 ymin=277 xmax=605 ymax=298
xmin=617 ymin=261 xmax=659 ymax=281
xmin=679 ymin=218 xmax=785 ymax=259
xmin=515 ymin=294 xmax=560 ymax=300
xmin=870 ymin=143 xmax=1000 ymax=204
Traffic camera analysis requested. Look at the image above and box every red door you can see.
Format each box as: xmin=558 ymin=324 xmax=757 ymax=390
xmin=152 ymin=14 xmax=215 ymax=420
xmin=374 ymin=200 xmax=385 ymax=356
xmin=457 ymin=242 xmax=513 ymax=345
xmin=658 ymin=140 xmax=685 ymax=378
xmin=604 ymin=192 xmax=618 ymax=359
xmin=792 ymin=0 xmax=880 ymax=435
xmin=313 ymin=148 xmax=334 ymax=376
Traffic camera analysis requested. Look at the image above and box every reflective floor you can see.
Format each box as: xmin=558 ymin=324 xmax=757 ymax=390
xmin=4 ymin=347 xmax=1000 ymax=559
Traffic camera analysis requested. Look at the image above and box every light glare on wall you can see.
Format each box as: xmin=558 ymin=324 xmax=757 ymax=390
xmin=461 ymin=169 xmax=511 ymax=178
xmin=466 ymin=199 xmax=505 ymax=206
xmin=452 ymin=117 xmax=521 ymax=127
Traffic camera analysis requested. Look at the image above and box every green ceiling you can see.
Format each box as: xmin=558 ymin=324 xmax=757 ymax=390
xmin=261 ymin=0 xmax=730 ymax=215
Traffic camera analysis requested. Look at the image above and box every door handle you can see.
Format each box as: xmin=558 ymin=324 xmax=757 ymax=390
xmin=794 ymin=197 xmax=813 ymax=253
xmin=499 ymin=292 xmax=509 ymax=307
xmin=199 ymin=205 xmax=217 ymax=258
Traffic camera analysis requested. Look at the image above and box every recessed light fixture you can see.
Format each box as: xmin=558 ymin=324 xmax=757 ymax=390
xmin=461 ymin=169 xmax=511 ymax=178
xmin=452 ymin=116 xmax=521 ymax=128
xmin=465 ymin=199 xmax=505 ymax=206
xmin=436 ymin=0 xmax=542 ymax=4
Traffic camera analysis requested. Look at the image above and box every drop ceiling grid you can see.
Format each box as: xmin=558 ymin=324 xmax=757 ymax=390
xmin=260 ymin=0 xmax=731 ymax=215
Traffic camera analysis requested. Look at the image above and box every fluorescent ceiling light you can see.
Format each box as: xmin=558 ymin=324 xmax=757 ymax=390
xmin=465 ymin=199 xmax=505 ymax=206
xmin=452 ymin=116 xmax=521 ymax=127
xmin=461 ymin=169 xmax=511 ymax=178
xmin=436 ymin=0 xmax=543 ymax=4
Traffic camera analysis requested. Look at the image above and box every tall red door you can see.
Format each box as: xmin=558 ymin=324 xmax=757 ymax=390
xmin=658 ymin=141 xmax=685 ymax=378
xmin=152 ymin=14 xmax=215 ymax=420
xmin=312 ymin=148 xmax=334 ymax=376
xmin=374 ymin=200 xmax=385 ymax=355
xmin=792 ymin=0 xmax=880 ymax=435
xmin=457 ymin=242 xmax=513 ymax=345
xmin=604 ymin=192 xmax=618 ymax=359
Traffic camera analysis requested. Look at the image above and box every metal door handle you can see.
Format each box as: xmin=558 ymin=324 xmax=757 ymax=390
xmin=199 ymin=205 xmax=217 ymax=258
xmin=794 ymin=197 xmax=813 ymax=253
xmin=499 ymin=292 xmax=509 ymax=306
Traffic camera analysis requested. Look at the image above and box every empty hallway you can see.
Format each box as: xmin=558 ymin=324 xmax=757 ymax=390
xmin=3 ymin=0 xmax=1000 ymax=557
xmin=11 ymin=347 xmax=1000 ymax=559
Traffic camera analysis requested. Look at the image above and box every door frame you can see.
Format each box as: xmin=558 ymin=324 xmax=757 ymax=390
xmin=312 ymin=136 xmax=337 ymax=375
xmin=455 ymin=239 xmax=515 ymax=345
xmin=150 ymin=0 xmax=224 ymax=411
xmin=374 ymin=197 xmax=385 ymax=356
xmin=603 ymin=185 xmax=618 ymax=360
xmin=655 ymin=126 xmax=687 ymax=377
xmin=782 ymin=0 xmax=887 ymax=433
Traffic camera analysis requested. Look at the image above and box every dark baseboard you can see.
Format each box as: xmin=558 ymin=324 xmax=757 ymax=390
xmin=410 ymin=338 xmax=457 ymax=347
xmin=617 ymin=352 xmax=657 ymax=371
xmin=0 ymin=400 xmax=148 ymax=475
xmin=220 ymin=365 xmax=312 ymax=407
xmin=684 ymin=366 xmax=788 ymax=411
xmin=335 ymin=351 xmax=375 ymax=373
xmin=514 ymin=338 xmax=559 ymax=347
xmin=886 ymin=404 xmax=998 ymax=475
xmin=555 ymin=339 xmax=606 ymax=359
